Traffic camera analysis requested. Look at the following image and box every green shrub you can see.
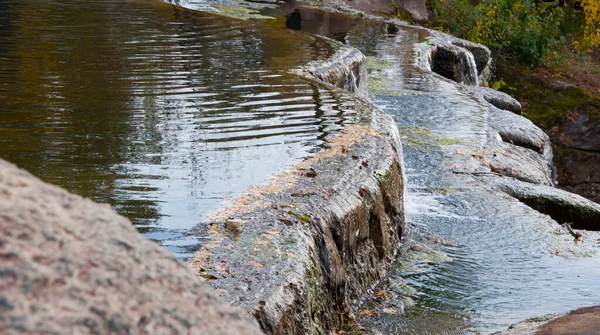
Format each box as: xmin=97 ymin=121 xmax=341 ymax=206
xmin=428 ymin=0 xmax=564 ymax=65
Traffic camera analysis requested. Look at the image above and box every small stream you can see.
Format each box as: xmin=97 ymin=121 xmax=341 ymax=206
xmin=271 ymin=6 xmax=600 ymax=334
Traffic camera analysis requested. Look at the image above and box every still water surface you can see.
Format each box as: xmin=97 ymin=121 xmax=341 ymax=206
xmin=0 ymin=0 xmax=360 ymax=258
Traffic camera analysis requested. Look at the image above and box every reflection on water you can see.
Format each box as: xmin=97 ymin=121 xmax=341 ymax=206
xmin=0 ymin=0 xmax=357 ymax=258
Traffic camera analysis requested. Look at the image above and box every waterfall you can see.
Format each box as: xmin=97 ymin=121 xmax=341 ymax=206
xmin=302 ymin=46 xmax=369 ymax=98
xmin=462 ymin=50 xmax=479 ymax=86
xmin=420 ymin=40 xmax=484 ymax=87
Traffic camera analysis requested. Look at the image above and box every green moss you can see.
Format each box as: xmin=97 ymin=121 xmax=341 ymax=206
xmin=436 ymin=137 xmax=462 ymax=145
xmin=497 ymin=64 xmax=600 ymax=129
xmin=406 ymin=243 xmax=452 ymax=264
xmin=367 ymin=76 xmax=398 ymax=96
xmin=366 ymin=56 xmax=396 ymax=70
xmin=399 ymin=126 xmax=462 ymax=151
xmin=212 ymin=5 xmax=275 ymax=21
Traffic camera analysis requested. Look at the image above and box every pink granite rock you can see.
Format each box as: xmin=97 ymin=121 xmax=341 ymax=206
xmin=0 ymin=159 xmax=263 ymax=335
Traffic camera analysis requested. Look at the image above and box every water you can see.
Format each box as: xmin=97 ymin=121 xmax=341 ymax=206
xmin=264 ymin=7 xmax=600 ymax=333
xmin=0 ymin=0 xmax=360 ymax=258
xmin=3 ymin=1 xmax=599 ymax=332
xmin=349 ymin=21 xmax=600 ymax=334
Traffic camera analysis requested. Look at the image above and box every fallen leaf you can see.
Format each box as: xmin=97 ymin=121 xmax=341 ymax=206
xmin=281 ymin=219 xmax=294 ymax=226
xmin=209 ymin=225 xmax=220 ymax=233
xmin=288 ymin=211 xmax=311 ymax=222
xmin=200 ymin=273 xmax=218 ymax=280
xmin=359 ymin=310 xmax=377 ymax=317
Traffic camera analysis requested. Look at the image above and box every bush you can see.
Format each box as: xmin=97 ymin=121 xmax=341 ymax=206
xmin=576 ymin=0 xmax=600 ymax=51
xmin=428 ymin=0 xmax=564 ymax=65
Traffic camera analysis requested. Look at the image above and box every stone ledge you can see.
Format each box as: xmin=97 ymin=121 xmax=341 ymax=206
xmin=189 ymin=102 xmax=405 ymax=334
xmin=292 ymin=44 xmax=368 ymax=97
xmin=188 ymin=41 xmax=405 ymax=334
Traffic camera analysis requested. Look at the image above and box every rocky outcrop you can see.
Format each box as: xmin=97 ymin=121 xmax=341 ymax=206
xmin=488 ymin=107 xmax=549 ymax=154
xmin=430 ymin=44 xmax=479 ymax=85
xmin=493 ymin=177 xmax=600 ymax=230
xmin=395 ymin=0 xmax=430 ymax=23
xmin=189 ymin=96 xmax=405 ymax=334
xmin=417 ymin=35 xmax=492 ymax=86
xmin=554 ymin=145 xmax=600 ymax=203
xmin=334 ymin=0 xmax=429 ymax=23
xmin=294 ymin=45 xmax=368 ymax=97
xmin=410 ymin=28 xmax=600 ymax=231
xmin=496 ymin=63 xmax=600 ymax=204
xmin=468 ymin=86 xmax=522 ymax=114
xmin=494 ymin=306 xmax=600 ymax=335
xmin=0 ymin=159 xmax=263 ymax=335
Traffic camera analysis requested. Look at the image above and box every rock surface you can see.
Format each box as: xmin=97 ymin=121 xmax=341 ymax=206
xmin=184 ymin=41 xmax=405 ymax=334
xmin=294 ymin=45 xmax=368 ymax=97
xmin=494 ymin=177 xmax=600 ymax=230
xmin=554 ymin=145 xmax=600 ymax=203
xmin=497 ymin=62 xmax=600 ymax=204
xmin=487 ymin=106 xmax=549 ymax=153
xmin=493 ymin=306 xmax=600 ymax=335
xmin=468 ymin=86 xmax=522 ymax=114
xmin=0 ymin=159 xmax=263 ymax=335
xmin=417 ymin=36 xmax=492 ymax=86
xmin=189 ymin=101 xmax=405 ymax=334
xmin=338 ymin=0 xmax=430 ymax=23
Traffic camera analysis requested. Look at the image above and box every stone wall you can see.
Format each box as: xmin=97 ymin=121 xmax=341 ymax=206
xmin=188 ymin=93 xmax=405 ymax=334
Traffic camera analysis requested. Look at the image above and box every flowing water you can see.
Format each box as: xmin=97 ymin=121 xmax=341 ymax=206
xmin=269 ymin=7 xmax=600 ymax=334
xmin=0 ymin=0 xmax=362 ymax=258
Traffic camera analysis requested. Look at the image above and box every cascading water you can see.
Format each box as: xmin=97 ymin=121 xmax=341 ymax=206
xmin=461 ymin=50 xmax=479 ymax=86
xmin=279 ymin=11 xmax=600 ymax=334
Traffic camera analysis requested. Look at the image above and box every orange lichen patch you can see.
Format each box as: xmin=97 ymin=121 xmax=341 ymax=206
xmin=204 ymin=124 xmax=380 ymax=223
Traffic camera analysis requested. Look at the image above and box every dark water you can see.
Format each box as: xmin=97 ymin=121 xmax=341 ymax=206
xmin=0 ymin=0 xmax=360 ymax=258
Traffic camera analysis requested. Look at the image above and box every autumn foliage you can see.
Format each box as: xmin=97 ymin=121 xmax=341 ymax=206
xmin=577 ymin=0 xmax=600 ymax=51
xmin=427 ymin=0 xmax=600 ymax=64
